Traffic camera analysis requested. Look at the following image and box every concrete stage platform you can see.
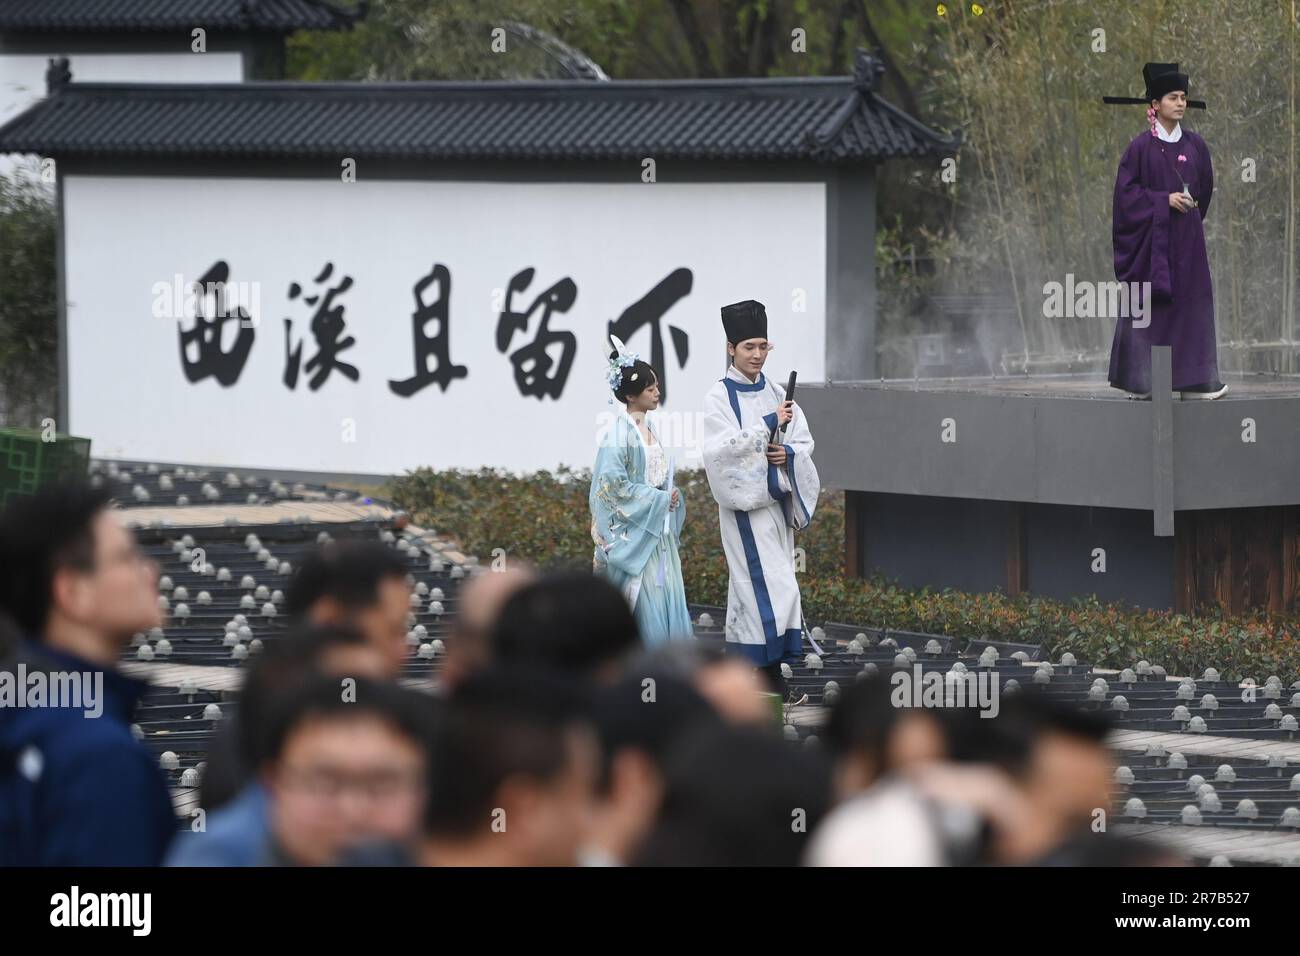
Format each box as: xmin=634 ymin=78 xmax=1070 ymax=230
xmin=846 ymin=371 xmax=1300 ymax=401
xmin=799 ymin=354 xmax=1300 ymax=613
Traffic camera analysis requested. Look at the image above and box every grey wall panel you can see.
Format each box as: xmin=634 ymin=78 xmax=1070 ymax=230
xmin=854 ymin=494 xmax=1176 ymax=609
xmin=800 ymin=383 xmax=1151 ymax=507
xmin=800 ymin=382 xmax=1300 ymax=512
xmin=798 ymin=386 xmax=1037 ymax=500
xmin=1023 ymin=503 xmax=1175 ymax=608
xmin=1173 ymin=399 xmax=1300 ymax=509
xmin=857 ymin=492 xmax=1012 ymax=594
xmin=1031 ymin=398 xmax=1151 ymax=509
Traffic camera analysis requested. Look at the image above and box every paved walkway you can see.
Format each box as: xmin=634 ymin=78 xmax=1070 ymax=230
xmin=1109 ymin=728 xmax=1300 ymax=764
xmin=1115 ymin=823 xmax=1300 ymax=864
xmin=118 ymin=499 xmax=393 ymax=528
xmin=122 ymin=661 xmax=243 ymax=692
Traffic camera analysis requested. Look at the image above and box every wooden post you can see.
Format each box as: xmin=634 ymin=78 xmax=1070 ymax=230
xmin=1007 ymin=502 xmax=1027 ymax=597
xmin=1284 ymin=506 xmax=1297 ymax=613
xmin=1173 ymin=510 xmax=1196 ymax=614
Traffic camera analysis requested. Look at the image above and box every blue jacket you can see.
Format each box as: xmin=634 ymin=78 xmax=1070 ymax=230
xmin=165 ymin=782 xmax=268 ymax=867
xmin=0 ymin=641 xmax=176 ymax=866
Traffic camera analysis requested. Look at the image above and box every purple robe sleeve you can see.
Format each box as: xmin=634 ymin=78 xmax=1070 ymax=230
xmin=1112 ymin=138 xmax=1172 ymax=300
xmin=1198 ymin=134 xmax=1214 ymax=221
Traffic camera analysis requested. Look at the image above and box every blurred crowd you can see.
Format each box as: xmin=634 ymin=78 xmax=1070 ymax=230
xmin=0 ymin=482 xmax=1178 ymax=866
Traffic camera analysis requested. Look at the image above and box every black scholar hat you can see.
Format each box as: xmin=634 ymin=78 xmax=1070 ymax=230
xmin=1102 ymin=61 xmax=1206 ymax=109
xmin=720 ymin=300 xmax=768 ymax=345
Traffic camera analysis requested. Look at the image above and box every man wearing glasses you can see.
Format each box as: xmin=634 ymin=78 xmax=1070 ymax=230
xmin=0 ymin=482 xmax=176 ymax=866
xmin=701 ymin=300 xmax=821 ymax=699
xmin=260 ymin=677 xmax=432 ymax=867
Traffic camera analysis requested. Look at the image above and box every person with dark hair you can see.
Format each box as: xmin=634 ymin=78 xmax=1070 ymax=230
xmin=0 ymin=481 xmax=176 ymax=866
xmin=181 ymin=537 xmax=417 ymax=864
xmin=804 ymin=676 xmax=959 ymax=866
xmin=167 ymin=624 xmax=389 ymax=866
xmin=809 ymin=688 xmax=1126 ymax=866
xmin=932 ymin=691 xmax=1122 ymax=865
xmin=286 ymin=540 xmax=414 ymax=676
xmin=201 ymin=624 xmax=388 ymax=811
xmin=820 ymin=674 xmax=949 ymax=800
xmin=583 ymin=672 xmax=720 ymax=865
xmin=700 ymin=300 xmax=820 ymax=698
xmin=634 ymin=723 xmax=831 ymax=867
xmin=1103 ymin=62 xmax=1222 ymax=399
xmin=190 ymin=541 xmax=412 ymax=818
xmin=252 ymin=675 xmax=433 ymax=866
xmin=420 ymin=667 xmax=598 ymax=866
xmin=590 ymin=335 xmax=693 ymax=647
xmin=488 ymin=571 xmax=640 ymax=681
xmin=0 ymin=610 xmax=18 ymax=661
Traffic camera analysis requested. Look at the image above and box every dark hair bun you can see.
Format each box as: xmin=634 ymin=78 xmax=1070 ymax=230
xmin=613 ymin=358 xmax=658 ymax=404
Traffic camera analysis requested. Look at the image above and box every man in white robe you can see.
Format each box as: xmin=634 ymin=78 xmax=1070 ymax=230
xmin=701 ymin=300 xmax=820 ymax=693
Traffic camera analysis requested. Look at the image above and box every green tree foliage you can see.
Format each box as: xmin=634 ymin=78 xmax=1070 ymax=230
xmin=0 ymin=173 xmax=57 ymax=427
xmin=287 ymin=0 xmax=940 ymax=88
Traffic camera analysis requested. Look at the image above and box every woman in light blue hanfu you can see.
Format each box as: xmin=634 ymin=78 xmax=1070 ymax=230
xmin=590 ymin=335 xmax=693 ymax=647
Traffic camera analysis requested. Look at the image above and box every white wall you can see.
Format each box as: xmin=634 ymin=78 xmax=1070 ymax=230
xmin=63 ymin=175 xmax=827 ymax=474
xmin=1 ymin=51 xmax=244 ymax=179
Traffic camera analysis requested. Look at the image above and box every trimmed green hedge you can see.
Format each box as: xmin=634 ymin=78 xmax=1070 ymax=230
xmin=388 ymin=468 xmax=1300 ymax=683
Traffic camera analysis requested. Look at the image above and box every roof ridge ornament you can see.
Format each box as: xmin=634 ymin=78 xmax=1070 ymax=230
xmin=853 ymin=48 xmax=886 ymax=94
xmin=46 ymin=56 xmax=71 ymax=96
xmin=805 ymin=48 xmax=886 ymax=159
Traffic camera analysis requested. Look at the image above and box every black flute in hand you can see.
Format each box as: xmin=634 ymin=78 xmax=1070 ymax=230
xmin=770 ymin=371 xmax=797 ymax=445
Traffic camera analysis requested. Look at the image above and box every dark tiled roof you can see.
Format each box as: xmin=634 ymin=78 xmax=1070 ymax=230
xmin=0 ymin=0 xmax=366 ymax=33
xmin=0 ymin=71 xmax=960 ymax=165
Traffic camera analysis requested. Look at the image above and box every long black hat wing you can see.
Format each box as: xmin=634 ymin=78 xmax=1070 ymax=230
xmin=1102 ymin=95 xmax=1207 ymax=109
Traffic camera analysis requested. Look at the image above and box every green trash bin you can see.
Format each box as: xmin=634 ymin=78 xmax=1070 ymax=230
xmin=0 ymin=427 xmax=92 ymax=507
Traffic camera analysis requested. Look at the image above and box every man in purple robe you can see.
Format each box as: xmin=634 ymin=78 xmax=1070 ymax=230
xmin=1104 ymin=62 xmax=1223 ymax=399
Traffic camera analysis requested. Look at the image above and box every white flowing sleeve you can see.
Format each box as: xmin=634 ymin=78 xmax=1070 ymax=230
xmin=701 ymin=384 xmax=772 ymax=513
